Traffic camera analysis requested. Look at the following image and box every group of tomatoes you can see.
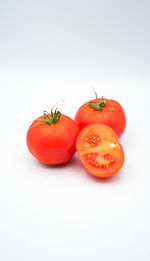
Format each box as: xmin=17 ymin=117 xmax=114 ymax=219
xmin=26 ymin=90 xmax=126 ymax=178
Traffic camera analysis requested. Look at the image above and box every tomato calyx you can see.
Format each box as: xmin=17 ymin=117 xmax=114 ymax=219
xmin=32 ymin=100 xmax=64 ymax=128
xmin=89 ymin=89 xmax=110 ymax=111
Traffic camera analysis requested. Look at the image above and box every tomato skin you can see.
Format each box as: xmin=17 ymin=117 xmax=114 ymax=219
xmin=26 ymin=114 xmax=79 ymax=165
xmin=75 ymin=99 xmax=126 ymax=138
xmin=76 ymin=123 xmax=124 ymax=178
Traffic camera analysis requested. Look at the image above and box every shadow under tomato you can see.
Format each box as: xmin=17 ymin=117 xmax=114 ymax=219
xmin=35 ymin=153 xmax=82 ymax=170
xmin=67 ymin=156 xmax=124 ymax=183
xmin=33 ymin=153 xmax=124 ymax=182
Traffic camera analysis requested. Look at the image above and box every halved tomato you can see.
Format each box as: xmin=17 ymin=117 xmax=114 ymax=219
xmin=76 ymin=123 xmax=124 ymax=178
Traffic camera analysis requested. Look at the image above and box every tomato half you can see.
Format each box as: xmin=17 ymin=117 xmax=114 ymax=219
xmin=26 ymin=114 xmax=79 ymax=165
xmin=76 ymin=124 xmax=124 ymax=178
xmin=75 ymin=97 xmax=126 ymax=138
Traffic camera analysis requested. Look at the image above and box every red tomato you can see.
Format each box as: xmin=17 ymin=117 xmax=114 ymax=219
xmin=76 ymin=123 xmax=124 ymax=178
xmin=75 ymin=93 xmax=126 ymax=138
xmin=26 ymin=111 xmax=79 ymax=165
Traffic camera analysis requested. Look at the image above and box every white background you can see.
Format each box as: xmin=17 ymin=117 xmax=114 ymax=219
xmin=0 ymin=0 xmax=150 ymax=260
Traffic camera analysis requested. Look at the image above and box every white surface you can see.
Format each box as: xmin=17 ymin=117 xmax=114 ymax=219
xmin=0 ymin=0 xmax=150 ymax=260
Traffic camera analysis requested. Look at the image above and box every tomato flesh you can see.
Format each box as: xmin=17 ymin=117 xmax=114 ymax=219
xmin=76 ymin=124 xmax=124 ymax=178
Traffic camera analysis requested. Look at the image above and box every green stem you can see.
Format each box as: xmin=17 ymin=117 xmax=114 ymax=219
xmin=89 ymin=88 xmax=109 ymax=111
xmin=32 ymin=100 xmax=64 ymax=128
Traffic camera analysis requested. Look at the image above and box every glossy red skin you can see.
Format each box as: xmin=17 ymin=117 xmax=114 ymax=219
xmin=26 ymin=114 xmax=79 ymax=165
xmin=75 ymin=99 xmax=126 ymax=138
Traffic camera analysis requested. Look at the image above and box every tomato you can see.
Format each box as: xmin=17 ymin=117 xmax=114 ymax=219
xmin=26 ymin=108 xmax=79 ymax=165
xmin=76 ymin=123 xmax=124 ymax=178
xmin=75 ymin=91 xmax=126 ymax=138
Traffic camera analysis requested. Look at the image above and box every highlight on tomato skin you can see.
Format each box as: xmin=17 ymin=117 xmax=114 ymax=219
xmin=26 ymin=106 xmax=80 ymax=165
xmin=76 ymin=123 xmax=125 ymax=178
xmin=75 ymin=90 xmax=126 ymax=138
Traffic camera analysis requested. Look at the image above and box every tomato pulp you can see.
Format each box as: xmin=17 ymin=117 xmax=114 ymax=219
xmin=26 ymin=114 xmax=79 ymax=165
xmin=76 ymin=124 xmax=124 ymax=178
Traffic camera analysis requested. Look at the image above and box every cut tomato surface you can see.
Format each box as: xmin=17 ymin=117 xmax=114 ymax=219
xmin=76 ymin=123 xmax=124 ymax=178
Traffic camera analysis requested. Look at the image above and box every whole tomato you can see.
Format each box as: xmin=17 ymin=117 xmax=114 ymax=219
xmin=75 ymin=90 xmax=126 ymax=138
xmin=26 ymin=105 xmax=79 ymax=165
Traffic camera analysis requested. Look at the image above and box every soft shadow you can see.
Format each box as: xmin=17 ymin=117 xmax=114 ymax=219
xmin=119 ymin=133 xmax=129 ymax=145
xmin=35 ymin=153 xmax=82 ymax=171
xmin=70 ymin=156 xmax=124 ymax=183
xmin=32 ymin=154 xmax=124 ymax=182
